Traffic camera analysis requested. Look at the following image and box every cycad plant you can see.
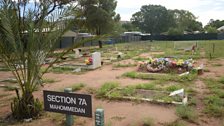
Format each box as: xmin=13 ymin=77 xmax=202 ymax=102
xmin=0 ymin=0 xmax=87 ymax=120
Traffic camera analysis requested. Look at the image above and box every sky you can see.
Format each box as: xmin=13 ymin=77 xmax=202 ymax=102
xmin=116 ymin=0 xmax=224 ymax=26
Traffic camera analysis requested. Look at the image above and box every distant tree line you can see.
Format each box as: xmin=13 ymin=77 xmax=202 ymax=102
xmin=120 ymin=4 xmax=224 ymax=36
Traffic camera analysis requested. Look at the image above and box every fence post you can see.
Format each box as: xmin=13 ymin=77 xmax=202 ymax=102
xmin=95 ymin=109 xmax=104 ymax=126
xmin=64 ymin=88 xmax=74 ymax=126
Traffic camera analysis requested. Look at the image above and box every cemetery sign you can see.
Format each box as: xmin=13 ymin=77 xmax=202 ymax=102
xmin=43 ymin=90 xmax=92 ymax=118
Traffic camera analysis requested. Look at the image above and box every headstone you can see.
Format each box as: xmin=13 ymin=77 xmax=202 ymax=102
xmin=182 ymin=96 xmax=188 ymax=105
xmin=95 ymin=109 xmax=104 ymax=126
xmin=74 ymin=49 xmax=80 ymax=58
xmin=88 ymin=52 xmax=101 ymax=69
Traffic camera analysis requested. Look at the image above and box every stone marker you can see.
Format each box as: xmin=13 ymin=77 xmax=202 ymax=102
xmin=88 ymin=52 xmax=101 ymax=69
xmin=74 ymin=49 xmax=80 ymax=58
xmin=95 ymin=109 xmax=104 ymax=126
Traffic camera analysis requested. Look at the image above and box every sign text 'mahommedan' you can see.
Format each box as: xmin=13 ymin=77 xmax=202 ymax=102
xmin=43 ymin=90 xmax=92 ymax=118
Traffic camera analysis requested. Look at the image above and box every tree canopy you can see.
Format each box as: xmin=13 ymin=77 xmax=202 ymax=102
xmin=168 ymin=9 xmax=203 ymax=34
xmin=131 ymin=5 xmax=172 ymax=35
xmin=131 ymin=5 xmax=203 ymax=36
xmin=77 ymin=0 xmax=118 ymax=48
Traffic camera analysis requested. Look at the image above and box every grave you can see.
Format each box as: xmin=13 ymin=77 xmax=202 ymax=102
xmin=53 ymin=52 xmax=101 ymax=72
xmin=73 ymin=49 xmax=81 ymax=58
xmin=87 ymin=52 xmax=101 ymax=69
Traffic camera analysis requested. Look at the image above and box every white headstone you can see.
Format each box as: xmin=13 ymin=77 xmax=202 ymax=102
xmin=74 ymin=49 xmax=80 ymax=58
xmin=88 ymin=52 xmax=101 ymax=69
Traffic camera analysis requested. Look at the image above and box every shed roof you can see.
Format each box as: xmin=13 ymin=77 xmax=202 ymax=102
xmin=62 ymin=30 xmax=77 ymax=37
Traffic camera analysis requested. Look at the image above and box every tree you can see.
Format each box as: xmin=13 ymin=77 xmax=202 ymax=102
xmin=122 ymin=22 xmax=139 ymax=32
xmin=204 ymin=19 xmax=224 ymax=30
xmin=0 ymin=0 xmax=85 ymax=120
xmin=131 ymin=5 xmax=173 ymax=38
xmin=78 ymin=0 xmax=118 ymax=48
xmin=205 ymin=26 xmax=218 ymax=33
xmin=169 ymin=9 xmax=203 ymax=34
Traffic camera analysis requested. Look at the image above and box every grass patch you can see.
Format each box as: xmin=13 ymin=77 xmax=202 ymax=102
xmin=166 ymin=85 xmax=182 ymax=92
xmin=0 ymin=78 xmax=17 ymax=83
xmin=71 ymin=83 xmax=85 ymax=91
xmin=142 ymin=117 xmax=155 ymax=126
xmin=0 ymin=67 xmax=10 ymax=71
xmin=176 ymin=105 xmax=198 ymax=123
xmin=204 ymin=95 xmax=224 ymax=117
xmin=218 ymin=76 xmax=224 ymax=84
xmin=123 ymin=71 xmax=197 ymax=82
xmin=43 ymin=78 xmax=57 ymax=84
xmin=50 ymin=66 xmax=75 ymax=74
xmin=203 ymin=69 xmax=210 ymax=72
xmin=113 ymin=63 xmax=137 ymax=68
xmin=203 ymin=78 xmax=224 ymax=117
xmin=135 ymin=83 xmax=158 ymax=90
xmin=212 ymin=63 xmax=223 ymax=67
xmin=132 ymin=57 xmax=148 ymax=61
xmin=0 ymin=94 xmax=10 ymax=98
xmin=86 ymin=87 xmax=97 ymax=94
xmin=1 ymin=85 xmax=18 ymax=91
xmin=164 ymin=120 xmax=186 ymax=126
xmin=96 ymin=82 xmax=119 ymax=98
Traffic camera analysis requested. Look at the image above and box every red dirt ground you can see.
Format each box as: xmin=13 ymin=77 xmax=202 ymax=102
xmin=1 ymin=58 xmax=224 ymax=126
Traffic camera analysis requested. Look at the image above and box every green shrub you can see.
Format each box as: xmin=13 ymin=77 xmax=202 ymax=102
xmin=176 ymin=105 xmax=198 ymax=122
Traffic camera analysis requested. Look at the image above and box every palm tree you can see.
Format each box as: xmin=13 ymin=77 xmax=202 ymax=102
xmin=0 ymin=0 xmax=82 ymax=120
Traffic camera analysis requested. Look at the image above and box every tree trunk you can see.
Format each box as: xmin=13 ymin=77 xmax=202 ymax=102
xmin=99 ymin=40 xmax=103 ymax=48
xmin=11 ymin=89 xmax=42 ymax=120
xmin=150 ymin=33 xmax=153 ymax=42
xmin=97 ymin=27 xmax=103 ymax=48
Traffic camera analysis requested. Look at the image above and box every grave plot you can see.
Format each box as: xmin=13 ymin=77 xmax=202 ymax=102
xmin=50 ymin=52 xmax=102 ymax=74
xmin=96 ymin=82 xmax=189 ymax=105
xmin=137 ymin=57 xmax=203 ymax=75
